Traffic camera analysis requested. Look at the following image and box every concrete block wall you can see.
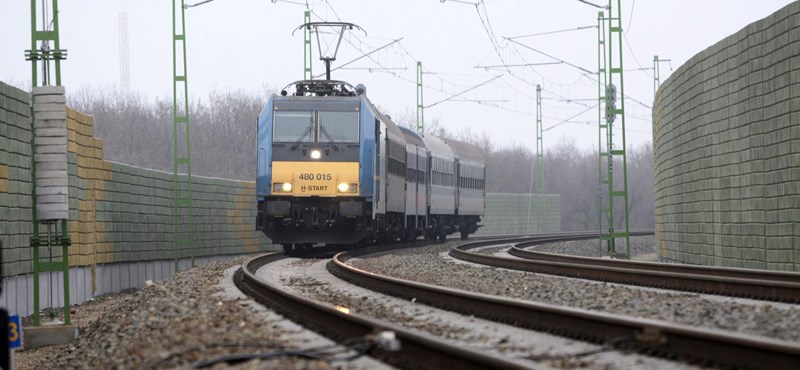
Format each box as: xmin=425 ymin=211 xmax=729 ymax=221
xmin=653 ymin=2 xmax=800 ymax=271
xmin=61 ymin=105 xmax=273 ymax=273
xmin=0 ymin=82 xmax=34 ymax=277
xmin=1 ymin=82 xmax=274 ymax=316
xmin=477 ymin=193 xmax=561 ymax=236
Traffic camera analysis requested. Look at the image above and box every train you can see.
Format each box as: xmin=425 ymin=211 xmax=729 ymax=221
xmin=255 ymin=79 xmax=486 ymax=253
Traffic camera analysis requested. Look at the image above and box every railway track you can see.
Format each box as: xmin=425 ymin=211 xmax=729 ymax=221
xmin=234 ymin=250 xmax=536 ymax=370
xmin=450 ymin=234 xmax=800 ymax=303
xmin=236 ymin=234 xmax=800 ymax=369
xmin=328 ymin=237 xmax=800 ymax=369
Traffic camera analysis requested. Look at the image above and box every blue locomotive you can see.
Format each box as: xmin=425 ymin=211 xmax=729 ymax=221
xmin=256 ymin=80 xmax=485 ymax=252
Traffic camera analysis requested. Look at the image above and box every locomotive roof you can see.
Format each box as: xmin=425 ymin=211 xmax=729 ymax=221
xmin=272 ymin=95 xmax=361 ymax=112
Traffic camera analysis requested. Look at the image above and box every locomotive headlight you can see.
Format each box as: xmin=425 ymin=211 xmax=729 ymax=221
xmin=310 ymin=149 xmax=322 ymax=159
xmin=337 ymin=182 xmax=357 ymax=193
xmin=273 ymin=182 xmax=293 ymax=193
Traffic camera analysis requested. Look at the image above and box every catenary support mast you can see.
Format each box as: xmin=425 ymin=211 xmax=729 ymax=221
xmin=535 ymin=84 xmax=545 ymax=232
xmin=416 ymin=61 xmax=424 ymax=133
xmin=304 ymin=10 xmax=312 ymax=80
xmin=603 ymin=0 xmax=631 ymax=258
xmin=597 ymin=11 xmax=610 ymax=253
xmin=172 ymin=0 xmax=195 ymax=272
xmin=25 ymin=0 xmax=71 ymax=326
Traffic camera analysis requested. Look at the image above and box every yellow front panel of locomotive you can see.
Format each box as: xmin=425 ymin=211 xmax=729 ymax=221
xmin=272 ymin=161 xmax=359 ymax=196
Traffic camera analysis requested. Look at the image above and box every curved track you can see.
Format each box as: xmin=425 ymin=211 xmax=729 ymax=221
xmin=234 ymin=250 xmax=535 ymax=370
xmin=450 ymin=234 xmax=800 ymax=303
xmin=329 ymin=238 xmax=800 ymax=369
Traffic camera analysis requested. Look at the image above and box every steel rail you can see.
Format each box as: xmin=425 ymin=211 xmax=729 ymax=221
xmin=331 ymin=240 xmax=800 ymax=369
xmin=234 ymin=251 xmax=537 ymax=370
xmin=511 ymin=242 xmax=800 ymax=284
xmin=450 ymin=236 xmax=800 ymax=302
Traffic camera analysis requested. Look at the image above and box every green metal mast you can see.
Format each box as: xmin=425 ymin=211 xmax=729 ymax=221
xmin=304 ymin=10 xmax=312 ymax=80
xmin=597 ymin=11 xmax=610 ymax=252
xmin=535 ymin=84 xmax=545 ymax=232
xmin=25 ymin=0 xmax=70 ymax=326
xmin=603 ymin=0 xmax=631 ymax=258
xmin=653 ymin=55 xmax=671 ymax=99
xmin=416 ymin=61 xmax=424 ymax=133
xmin=172 ymin=0 xmax=195 ymax=272
xmin=653 ymin=55 xmax=660 ymax=99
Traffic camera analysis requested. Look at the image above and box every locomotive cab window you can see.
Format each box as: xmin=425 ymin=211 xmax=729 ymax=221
xmin=273 ymin=110 xmax=359 ymax=143
xmin=319 ymin=111 xmax=359 ymax=143
xmin=273 ymin=111 xmax=314 ymax=142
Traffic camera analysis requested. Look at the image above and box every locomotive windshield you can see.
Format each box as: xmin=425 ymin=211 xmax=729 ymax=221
xmin=272 ymin=110 xmax=359 ymax=143
xmin=319 ymin=111 xmax=359 ymax=143
xmin=273 ymin=111 xmax=314 ymax=142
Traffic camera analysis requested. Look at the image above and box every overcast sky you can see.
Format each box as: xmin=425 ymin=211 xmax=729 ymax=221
xmin=1 ymin=0 xmax=794 ymax=152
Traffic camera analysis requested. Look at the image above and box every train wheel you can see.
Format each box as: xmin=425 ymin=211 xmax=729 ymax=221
xmin=438 ymin=233 xmax=447 ymax=242
xmin=460 ymin=230 xmax=469 ymax=240
xmin=282 ymin=244 xmax=293 ymax=253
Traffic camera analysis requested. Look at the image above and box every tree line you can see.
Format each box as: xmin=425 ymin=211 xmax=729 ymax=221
xmin=69 ymin=87 xmax=654 ymax=231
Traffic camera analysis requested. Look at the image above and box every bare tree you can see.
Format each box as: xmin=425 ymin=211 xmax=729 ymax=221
xmin=70 ymin=90 xmax=656 ymax=231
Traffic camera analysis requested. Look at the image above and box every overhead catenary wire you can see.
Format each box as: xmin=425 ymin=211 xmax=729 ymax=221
xmin=302 ymin=0 xmax=651 ymax=129
xmin=475 ymin=62 xmax=562 ymax=70
xmin=339 ymin=67 xmax=408 ymax=72
xmin=271 ymin=0 xmax=308 ymax=6
xmin=543 ymin=104 xmax=598 ymax=132
xmin=308 ymin=6 xmax=492 ymax=96
xmin=307 ymin=7 xmax=522 ymax=114
xmin=506 ymin=38 xmax=595 ymax=75
xmin=442 ymin=0 xmax=482 ymax=5
xmin=340 ymin=36 xmax=502 ymax=105
xmin=425 ymin=75 xmax=502 ymax=109
xmin=626 ymin=0 xmax=636 ymax=32
xmin=312 ymin=38 xmax=403 ymax=79
xmin=507 ymin=25 xmax=597 ymax=40
xmin=185 ymin=0 xmax=217 ymax=9
xmin=575 ymin=0 xmax=608 ymax=9
xmin=448 ymin=0 xmax=597 ymax=94
xmin=463 ymin=0 xmax=515 ymax=75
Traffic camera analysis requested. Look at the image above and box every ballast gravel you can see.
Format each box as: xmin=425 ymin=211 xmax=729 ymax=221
xmin=348 ymin=237 xmax=800 ymax=343
xmin=16 ymin=257 xmax=389 ymax=370
xmin=530 ymin=235 xmax=656 ymax=258
xmin=262 ymin=257 xmax=702 ymax=369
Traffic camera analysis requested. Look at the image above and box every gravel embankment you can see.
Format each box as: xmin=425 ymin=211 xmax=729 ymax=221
xmin=529 ymin=235 xmax=656 ymax=257
xmin=349 ymin=238 xmax=800 ymax=342
xmin=17 ymin=257 xmax=389 ymax=370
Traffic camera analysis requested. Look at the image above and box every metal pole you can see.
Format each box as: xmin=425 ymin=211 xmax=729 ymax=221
xmin=653 ymin=55 xmax=659 ymax=99
xmin=416 ymin=61 xmax=424 ymax=133
xmin=535 ymin=84 xmax=544 ymax=232
xmin=597 ymin=10 xmax=609 ymax=253
xmin=173 ymin=0 xmax=196 ymax=273
xmin=607 ymin=0 xmax=631 ymax=258
xmin=304 ymin=10 xmax=312 ymax=80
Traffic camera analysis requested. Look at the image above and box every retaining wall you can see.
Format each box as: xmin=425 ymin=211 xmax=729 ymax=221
xmin=477 ymin=193 xmax=561 ymax=236
xmin=653 ymin=2 xmax=800 ymax=271
xmin=1 ymin=82 xmax=272 ymax=316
